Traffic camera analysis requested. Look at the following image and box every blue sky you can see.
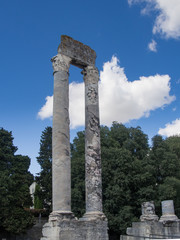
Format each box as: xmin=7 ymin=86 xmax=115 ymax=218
xmin=0 ymin=0 xmax=180 ymax=176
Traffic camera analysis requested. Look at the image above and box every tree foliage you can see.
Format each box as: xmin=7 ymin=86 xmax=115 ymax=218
xmin=0 ymin=128 xmax=34 ymax=234
xmin=36 ymin=126 xmax=52 ymax=211
xmin=101 ymin=123 xmax=151 ymax=236
xmin=149 ymin=135 xmax=180 ymax=215
xmin=165 ymin=135 xmax=180 ymax=216
xmin=71 ymin=131 xmax=86 ymax=217
xmin=34 ymin=184 xmax=43 ymax=209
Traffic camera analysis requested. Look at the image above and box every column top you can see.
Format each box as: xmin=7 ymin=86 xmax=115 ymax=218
xmin=58 ymin=35 xmax=96 ymax=69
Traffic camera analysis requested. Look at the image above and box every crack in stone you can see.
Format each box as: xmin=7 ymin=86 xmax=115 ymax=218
xmin=59 ymin=132 xmax=68 ymax=139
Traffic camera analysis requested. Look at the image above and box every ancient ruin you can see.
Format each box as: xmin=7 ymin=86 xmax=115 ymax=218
xmin=121 ymin=200 xmax=180 ymax=240
xmin=41 ymin=35 xmax=108 ymax=240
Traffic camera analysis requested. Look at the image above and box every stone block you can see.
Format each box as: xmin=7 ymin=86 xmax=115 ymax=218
xmin=123 ymin=221 xmax=180 ymax=240
xmin=58 ymin=35 xmax=96 ymax=68
xmin=41 ymin=218 xmax=108 ymax=240
xmin=160 ymin=200 xmax=179 ymax=223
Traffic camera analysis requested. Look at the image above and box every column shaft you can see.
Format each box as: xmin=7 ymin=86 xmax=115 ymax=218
xmin=83 ymin=66 xmax=103 ymax=215
xmin=51 ymin=54 xmax=71 ymax=213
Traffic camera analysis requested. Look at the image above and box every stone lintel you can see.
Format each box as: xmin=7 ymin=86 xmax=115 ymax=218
xmin=58 ymin=35 xmax=96 ymax=68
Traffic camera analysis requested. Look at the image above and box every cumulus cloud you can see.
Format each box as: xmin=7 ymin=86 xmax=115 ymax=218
xmin=38 ymin=56 xmax=175 ymax=128
xmin=99 ymin=56 xmax=175 ymax=126
xmin=148 ymin=39 xmax=157 ymax=52
xmin=38 ymin=96 xmax=53 ymax=120
xmin=69 ymin=82 xmax=84 ymax=128
xmin=158 ymin=119 xmax=180 ymax=137
xmin=128 ymin=0 xmax=180 ymax=39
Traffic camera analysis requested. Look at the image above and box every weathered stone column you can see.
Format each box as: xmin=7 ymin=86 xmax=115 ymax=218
xmin=51 ymin=54 xmax=72 ymax=214
xmin=82 ymin=65 xmax=104 ymax=219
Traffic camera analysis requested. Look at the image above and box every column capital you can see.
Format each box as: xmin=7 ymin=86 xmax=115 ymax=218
xmin=51 ymin=54 xmax=71 ymax=74
xmin=82 ymin=65 xmax=99 ymax=84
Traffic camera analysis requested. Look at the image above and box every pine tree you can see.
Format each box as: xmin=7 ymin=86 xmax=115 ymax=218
xmin=0 ymin=128 xmax=34 ymax=234
xmin=71 ymin=131 xmax=85 ymax=217
xmin=36 ymin=126 xmax=52 ymax=211
xmin=34 ymin=184 xmax=43 ymax=209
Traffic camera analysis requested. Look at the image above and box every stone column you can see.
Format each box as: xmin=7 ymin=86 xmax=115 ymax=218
xmin=82 ymin=65 xmax=104 ymax=219
xmin=159 ymin=200 xmax=179 ymax=223
xmin=51 ymin=54 xmax=72 ymax=214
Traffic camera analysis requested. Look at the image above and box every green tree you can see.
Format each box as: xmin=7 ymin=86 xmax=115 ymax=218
xmin=150 ymin=135 xmax=179 ymax=186
xmin=36 ymin=126 xmax=52 ymax=211
xmin=166 ymin=135 xmax=180 ymax=164
xmin=34 ymin=184 xmax=43 ymax=209
xmin=71 ymin=131 xmax=85 ymax=217
xmin=0 ymin=128 xmax=34 ymax=234
xmin=149 ymin=135 xmax=180 ymax=215
xmin=165 ymin=136 xmax=180 ymax=216
xmin=101 ymin=123 xmax=151 ymax=238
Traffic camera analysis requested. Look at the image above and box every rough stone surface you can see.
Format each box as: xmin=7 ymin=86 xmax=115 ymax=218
xmin=121 ymin=221 xmax=180 ymax=240
xmin=160 ymin=200 xmax=179 ymax=223
xmin=140 ymin=201 xmax=159 ymax=222
xmin=41 ymin=218 xmax=108 ymax=240
xmin=58 ymin=35 xmax=96 ymax=68
xmin=51 ymin=54 xmax=71 ymax=73
xmin=83 ymin=65 xmax=103 ymax=217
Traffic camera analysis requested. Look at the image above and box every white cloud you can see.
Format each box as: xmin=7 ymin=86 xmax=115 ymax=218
xmin=69 ymin=82 xmax=84 ymax=128
xmin=148 ymin=39 xmax=157 ymax=52
xmin=38 ymin=96 xmax=53 ymax=120
xmin=38 ymin=56 xmax=175 ymax=128
xmin=99 ymin=56 xmax=175 ymax=126
xmin=128 ymin=0 xmax=180 ymax=39
xmin=158 ymin=119 xmax=180 ymax=137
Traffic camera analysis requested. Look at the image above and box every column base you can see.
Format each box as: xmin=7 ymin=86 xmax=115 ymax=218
xmin=41 ymin=211 xmax=109 ymax=240
xmin=80 ymin=211 xmax=107 ymax=221
xmin=49 ymin=211 xmax=75 ymax=222
xmin=159 ymin=214 xmax=179 ymax=223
